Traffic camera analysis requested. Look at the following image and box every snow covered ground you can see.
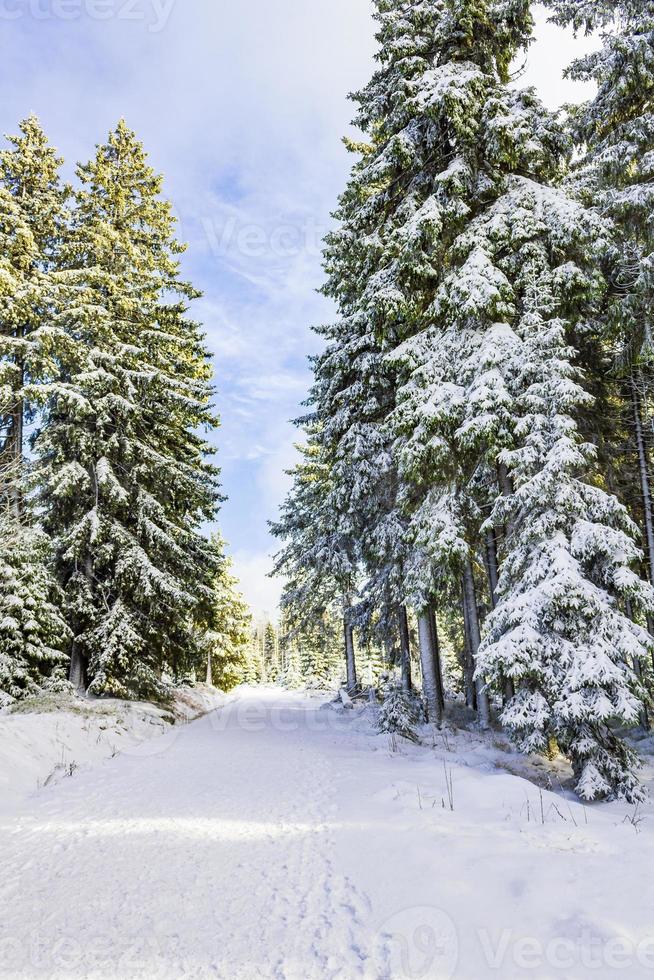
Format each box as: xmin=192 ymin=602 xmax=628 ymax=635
xmin=0 ymin=685 xmax=227 ymax=815
xmin=1 ymin=687 xmax=653 ymax=979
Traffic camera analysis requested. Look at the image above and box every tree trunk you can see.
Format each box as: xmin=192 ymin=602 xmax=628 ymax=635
xmin=428 ymin=606 xmax=446 ymax=713
xmin=417 ymin=609 xmax=442 ymax=727
xmin=632 ymin=373 xmax=654 ymax=587
xmin=631 ymin=373 xmax=654 ymax=670
xmin=69 ymin=554 xmax=92 ymax=694
xmin=398 ymin=605 xmax=412 ymax=692
xmin=69 ymin=640 xmax=88 ymax=694
xmin=486 ymin=529 xmax=515 ymax=705
xmin=648 ymin=612 xmax=654 ymax=672
xmin=206 ymin=649 xmax=213 ymax=686
xmin=9 ymin=356 xmax=24 ymax=519
xmin=632 ymin=654 xmax=650 ymax=731
xmin=489 ymin=482 xmax=515 ymax=704
xmin=344 ymin=619 xmax=357 ymax=695
xmin=463 ymin=558 xmax=491 ymax=729
xmin=485 ymin=529 xmax=499 ymax=609
xmin=461 ymin=589 xmax=476 ymax=711
xmin=626 ymin=598 xmax=650 ymax=730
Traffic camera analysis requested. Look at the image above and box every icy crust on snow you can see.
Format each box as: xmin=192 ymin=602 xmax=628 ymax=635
xmin=0 ymin=685 xmax=227 ymax=815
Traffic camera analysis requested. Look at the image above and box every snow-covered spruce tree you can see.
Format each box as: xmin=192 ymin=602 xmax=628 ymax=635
xmin=326 ymin=0 xmax=542 ymax=724
xmin=547 ymin=0 xmax=654 ymax=603
xmin=274 ymin=608 xmax=344 ymax=689
xmin=309 ymin=303 xmax=413 ymax=688
xmin=296 ymin=612 xmax=345 ymax=688
xmin=0 ymin=435 xmax=69 ymax=706
xmin=241 ymin=626 xmax=265 ymax=685
xmin=277 ymin=615 xmax=303 ymax=689
xmin=0 ymin=521 xmax=70 ymax=706
xmin=271 ymin=438 xmax=359 ymax=693
xmin=263 ymin=622 xmax=280 ymax=682
xmin=198 ymin=535 xmax=251 ymax=691
xmin=316 ymin=0 xmax=525 ymax=719
xmin=36 ymin=121 xmax=220 ymax=699
xmin=0 ymin=117 xmax=69 ymax=509
xmin=477 ymin=274 xmax=654 ymax=801
xmin=0 ymin=173 xmax=69 ymax=703
xmin=377 ymin=677 xmax=424 ymax=742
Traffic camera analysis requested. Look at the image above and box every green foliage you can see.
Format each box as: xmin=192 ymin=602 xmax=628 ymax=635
xmin=199 ymin=537 xmax=252 ymax=692
xmin=34 ymin=121 xmax=221 ymax=697
xmin=263 ymin=608 xmax=344 ymax=689
xmin=0 ymin=116 xmax=250 ymax=707
xmin=0 ymin=517 xmax=70 ymax=707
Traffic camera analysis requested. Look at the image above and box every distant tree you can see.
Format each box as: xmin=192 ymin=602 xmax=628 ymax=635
xmin=272 ymin=439 xmax=359 ymax=693
xmin=200 ymin=536 xmax=251 ymax=691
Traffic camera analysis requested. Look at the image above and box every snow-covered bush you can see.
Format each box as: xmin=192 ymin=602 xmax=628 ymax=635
xmin=377 ymin=682 xmax=424 ymax=743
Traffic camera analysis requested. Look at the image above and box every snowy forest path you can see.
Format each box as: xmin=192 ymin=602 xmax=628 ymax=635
xmin=0 ymin=690 xmax=385 ymax=980
xmin=2 ymin=688 xmax=653 ymax=980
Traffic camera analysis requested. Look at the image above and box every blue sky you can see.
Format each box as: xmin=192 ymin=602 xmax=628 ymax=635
xmin=0 ymin=0 xmax=595 ymax=616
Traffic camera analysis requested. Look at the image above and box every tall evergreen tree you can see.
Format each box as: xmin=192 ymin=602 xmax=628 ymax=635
xmin=0 ymin=132 xmax=70 ymax=705
xmin=37 ymin=121 xmax=220 ymax=699
xmin=313 ymin=0 xmax=543 ymax=724
xmin=547 ymin=0 xmax=654 ymax=598
xmin=477 ymin=274 xmax=653 ymax=801
xmin=308 ymin=295 xmax=409 ymax=678
xmin=0 ymin=116 xmax=68 ymax=509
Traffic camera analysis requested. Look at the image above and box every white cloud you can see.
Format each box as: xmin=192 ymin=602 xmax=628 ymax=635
xmin=230 ymin=549 xmax=283 ymax=622
xmin=522 ymin=7 xmax=598 ymax=109
xmin=256 ymin=433 xmax=300 ymax=507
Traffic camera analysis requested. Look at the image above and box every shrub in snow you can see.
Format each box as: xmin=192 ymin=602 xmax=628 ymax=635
xmin=377 ymin=681 xmax=424 ymax=743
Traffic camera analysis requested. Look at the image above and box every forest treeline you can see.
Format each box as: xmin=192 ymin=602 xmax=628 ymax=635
xmin=272 ymin=0 xmax=654 ymax=801
xmin=0 ymin=118 xmax=251 ymax=703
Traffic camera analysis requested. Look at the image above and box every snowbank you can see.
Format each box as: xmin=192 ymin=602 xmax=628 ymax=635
xmin=0 ymin=684 xmax=227 ymax=815
xmin=316 ymin=694 xmax=654 ymax=979
xmin=339 ymin=692 xmax=654 ymax=801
